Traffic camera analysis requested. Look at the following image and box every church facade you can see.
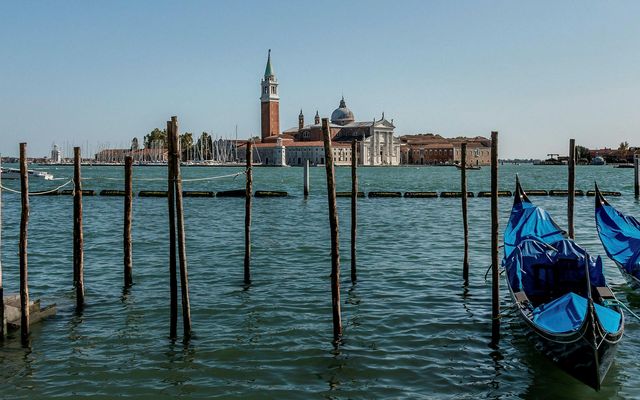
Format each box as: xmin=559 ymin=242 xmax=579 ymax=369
xmin=247 ymin=51 xmax=400 ymax=166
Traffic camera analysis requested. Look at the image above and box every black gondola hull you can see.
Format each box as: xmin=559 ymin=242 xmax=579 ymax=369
xmin=509 ymin=287 xmax=622 ymax=391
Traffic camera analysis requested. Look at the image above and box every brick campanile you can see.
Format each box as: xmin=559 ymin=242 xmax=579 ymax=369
xmin=260 ymin=49 xmax=280 ymax=142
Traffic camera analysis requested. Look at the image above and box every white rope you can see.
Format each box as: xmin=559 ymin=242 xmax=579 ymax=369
xmin=182 ymin=171 xmax=246 ymax=182
xmin=0 ymin=179 xmax=73 ymax=196
xmin=78 ymin=170 xmax=246 ymax=182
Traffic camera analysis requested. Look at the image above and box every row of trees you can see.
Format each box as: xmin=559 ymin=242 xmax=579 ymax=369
xmin=575 ymin=141 xmax=637 ymax=164
xmin=139 ymin=128 xmax=235 ymax=161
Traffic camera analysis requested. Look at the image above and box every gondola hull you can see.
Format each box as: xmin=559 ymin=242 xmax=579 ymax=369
xmin=612 ymin=261 xmax=640 ymax=290
xmin=508 ymin=286 xmax=621 ymax=390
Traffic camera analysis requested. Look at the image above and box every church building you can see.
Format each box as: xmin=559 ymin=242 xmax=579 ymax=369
xmin=247 ymin=51 xmax=400 ymax=166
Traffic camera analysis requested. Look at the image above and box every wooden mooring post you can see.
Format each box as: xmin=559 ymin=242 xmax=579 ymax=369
xmin=304 ymin=159 xmax=310 ymax=197
xmin=167 ymin=120 xmax=178 ymax=339
xmin=568 ymin=139 xmax=576 ymax=240
xmin=124 ymin=156 xmax=133 ymax=287
xmin=19 ymin=143 xmax=30 ymax=344
xmin=321 ymin=118 xmax=342 ymax=343
xmin=461 ymin=143 xmax=469 ymax=283
xmin=0 ymin=153 xmax=4 ymax=339
xmin=635 ymin=153 xmax=639 ymax=199
xmin=350 ymin=139 xmax=357 ymax=284
xmin=74 ymin=147 xmax=85 ymax=308
xmin=490 ymin=131 xmax=500 ymax=345
xmin=244 ymin=141 xmax=253 ymax=284
xmin=170 ymin=116 xmax=192 ymax=339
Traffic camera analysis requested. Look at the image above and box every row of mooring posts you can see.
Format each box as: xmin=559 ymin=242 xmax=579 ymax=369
xmin=2 ymin=129 xmax=635 ymax=348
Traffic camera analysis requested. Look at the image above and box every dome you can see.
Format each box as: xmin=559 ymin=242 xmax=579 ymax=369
xmin=330 ymin=97 xmax=355 ymax=126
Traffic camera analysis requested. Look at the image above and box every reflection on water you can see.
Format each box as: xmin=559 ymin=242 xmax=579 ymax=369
xmin=0 ymin=164 xmax=639 ymax=398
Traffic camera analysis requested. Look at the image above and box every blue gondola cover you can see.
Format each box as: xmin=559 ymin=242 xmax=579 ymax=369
xmin=533 ymin=292 xmax=621 ymax=334
xmin=595 ymin=200 xmax=640 ymax=277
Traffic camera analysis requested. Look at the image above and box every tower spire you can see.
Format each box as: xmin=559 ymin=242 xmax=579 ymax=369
xmin=264 ymin=49 xmax=274 ymax=77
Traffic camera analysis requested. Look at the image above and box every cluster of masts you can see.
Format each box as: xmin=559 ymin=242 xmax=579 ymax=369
xmin=46 ymin=131 xmax=242 ymax=165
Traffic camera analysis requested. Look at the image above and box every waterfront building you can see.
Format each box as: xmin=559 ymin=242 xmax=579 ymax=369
xmin=286 ymin=100 xmax=400 ymax=166
xmin=251 ymin=50 xmax=399 ymax=166
xmin=400 ymin=133 xmax=491 ymax=166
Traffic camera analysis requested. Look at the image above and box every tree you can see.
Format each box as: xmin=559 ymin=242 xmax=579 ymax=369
xmin=143 ymin=128 xmax=167 ymax=149
xmin=617 ymin=141 xmax=631 ymax=162
xmin=575 ymin=145 xmax=591 ymax=163
xmin=180 ymin=132 xmax=194 ymax=160
xmin=196 ymin=132 xmax=213 ymax=160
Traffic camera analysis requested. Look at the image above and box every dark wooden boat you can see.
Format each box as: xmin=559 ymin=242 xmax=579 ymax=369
xmin=504 ymin=177 xmax=624 ymax=391
xmin=455 ymin=164 xmax=481 ymax=170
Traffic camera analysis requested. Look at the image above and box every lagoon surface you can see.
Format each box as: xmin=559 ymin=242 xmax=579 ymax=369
xmin=1 ymin=164 xmax=639 ymax=399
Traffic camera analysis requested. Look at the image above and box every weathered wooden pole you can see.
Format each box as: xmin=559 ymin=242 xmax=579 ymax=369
xmin=490 ymin=131 xmax=500 ymax=345
xmin=303 ymin=159 xmax=310 ymax=197
xmin=171 ymin=116 xmax=192 ymax=339
xmin=568 ymin=138 xmax=576 ymax=240
xmin=19 ymin=143 xmax=30 ymax=344
xmin=244 ymin=141 xmax=253 ymax=284
xmin=350 ymin=139 xmax=357 ymax=284
xmin=73 ymin=146 xmax=85 ymax=308
xmin=321 ymin=118 xmax=342 ymax=343
xmin=634 ymin=153 xmax=639 ymax=199
xmin=461 ymin=143 xmax=469 ymax=283
xmin=0 ymin=153 xmax=4 ymax=339
xmin=167 ymin=120 xmax=178 ymax=339
xmin=123 ymin=156 xmax=133 ymax=287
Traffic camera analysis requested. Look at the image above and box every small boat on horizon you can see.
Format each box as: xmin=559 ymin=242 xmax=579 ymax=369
xmin=455 ymin=164 xmax=481 ymax=170
xmin=504 ymin=177 xmax=623 ymax=391
xmin=1 ymin=167 xmax=54 ymax=180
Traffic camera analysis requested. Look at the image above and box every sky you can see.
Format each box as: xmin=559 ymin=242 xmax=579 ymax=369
xmin=1 ymin=0 xmax=639 ymax=158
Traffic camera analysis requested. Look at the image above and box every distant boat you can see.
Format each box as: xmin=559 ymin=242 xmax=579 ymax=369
xmin=614 ymin=164 xmax=634 ymax=169
xmin=591 ymin=156 xmax=606 ymax=166
xmin=1 ymin=167 xmax=54 ymax=180
xmin=455 ymin=165 xmax=481 ymax=170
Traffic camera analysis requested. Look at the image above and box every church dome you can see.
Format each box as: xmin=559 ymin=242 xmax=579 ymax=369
xmin=330 ymin=97 xmax=355 ymax=126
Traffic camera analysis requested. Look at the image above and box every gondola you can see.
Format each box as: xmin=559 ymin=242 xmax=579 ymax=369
xmin=595 ymin=184 xmax=640 ymax=288
xmin=503 ymin=177 xmax=624 ymax=391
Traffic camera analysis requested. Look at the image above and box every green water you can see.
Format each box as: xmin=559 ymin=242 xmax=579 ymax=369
xmin=0 ymin=164 xmax=639 ymax=399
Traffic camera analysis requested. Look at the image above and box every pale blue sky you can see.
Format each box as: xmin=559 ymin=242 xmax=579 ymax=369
xmin=1 ymin=0 xmax=639 ymax=158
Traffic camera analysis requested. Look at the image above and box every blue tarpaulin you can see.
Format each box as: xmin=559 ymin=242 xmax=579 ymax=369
xmin=504 ymin=190 xmax=619 ymax=334
xmin=504 ymin=199 xmax=566 ymax=259
xmin=595 ymin=200 xmax=640 ymax=278
xmin=533 ymin=292 xmax=621 ymax=334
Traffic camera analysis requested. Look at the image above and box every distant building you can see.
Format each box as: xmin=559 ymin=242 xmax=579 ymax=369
xmin=589 ymin=147 xmax=638 ymax=163
xmin=400 ymin=134 xmax=491 ymax=166
xmin=286 ymin=99 xmax=400 ymax=166
xmin=254 ymin=50 xmax=400 ymax=166
xmin=50 ymin=143 xmax=62 ymax=163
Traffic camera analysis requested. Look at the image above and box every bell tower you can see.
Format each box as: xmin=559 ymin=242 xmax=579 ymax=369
xmin=260 ymin=49 xmax=280 ymax=142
